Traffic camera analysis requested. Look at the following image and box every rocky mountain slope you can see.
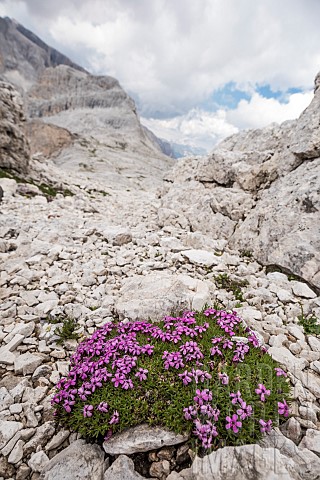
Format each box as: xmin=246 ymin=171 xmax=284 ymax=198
xmin=0 ymin=75 xmax=320 ymax=479
xmin=0 ymin=16 xmax=173 ymax=189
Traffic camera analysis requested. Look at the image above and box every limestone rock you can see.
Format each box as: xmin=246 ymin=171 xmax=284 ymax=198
xmin=0 ymin=420 xmax=23 ymax=449
xmin=115 ymin=272 xmax=212 ymax=321
xmin=0 ymin=16 xmax=86 ymax=87
xmin=181 ymin=444 xmax=293 ymax=480
xmin=40 ymin=439 xmax=106 ymax=480
xmin=103 ymin=424 xmax=189 ymax=455
xmin=290 ymin=74 xmax=320 ymax=159
xmin=104 ymin=455 xmax=146 ymax=480
xmin=0 ymin=81 xmax=30 ymax=173
xmin=268 ymin=346 xmax=309 ymax=372
xmin=299 ymin=429 xmax=320 ymax=453
xmin=14 ymin=352 xmax=43 ymax=375
xmin=28 ymin=450 xmax=50 ymax=472
xmin=290 ymin=281 xmax=317 ymax=299
xmin=182 ymin=249 xmax=219 ymax=267
xmin=101 ymin=226 xmax=132 ymax=246
xmin=229 ymin=158 xmax=320 ymax=289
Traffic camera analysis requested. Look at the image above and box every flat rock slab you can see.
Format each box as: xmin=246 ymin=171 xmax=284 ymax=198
xmin=104 ymin=455 xmax=147 ymax=480
xmin=0 ymin=420 xmax=23 ymax=449
xmin=182 ymin=249 xmax=220 ymax=267
xmin=40 ymin=439 xmax=106 ymax=480
xmin=268 ymin=346 xmax=308 ymax=373
xmin=103 ymin=424 xmax=189 ymax=455
xmin=115 ymin=272 xmax=211 ymax=321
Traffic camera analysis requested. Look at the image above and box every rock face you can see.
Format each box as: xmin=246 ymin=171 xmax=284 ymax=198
xmin=27 ymin=66 xmax=133 ymax=119
xmin=159 ymin=71 xmax=320 ymax=289
xmin=0 ymin=81 xmax=30 ymax=173
xmin=23 ymin=120 xmax=74 ymax=158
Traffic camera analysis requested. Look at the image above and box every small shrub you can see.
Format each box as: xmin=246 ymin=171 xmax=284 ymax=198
xmin=215 ymin=274 xmax=249 ymax=302
xmin=47 ymin=316 xmax=81 ymax=344
xmin=240 ymin=250 xmax=253 ymax=259
xmin=0 ymin=167 xmax=74 ymax=198
xmin=298 ymin=307 xmax=320 ymax=336
xmin=52 ymin=309 xmax=290 ymax=452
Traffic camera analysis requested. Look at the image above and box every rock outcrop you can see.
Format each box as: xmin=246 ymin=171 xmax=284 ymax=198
xmin=23 ymin=120 xmax=74 ymax=159
xmin=0 ymin=81 xmax=30 ymax=173
xmin=158 ymin=72 xmax=320 ymax=289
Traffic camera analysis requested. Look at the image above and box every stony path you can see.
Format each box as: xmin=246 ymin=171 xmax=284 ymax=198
xmin=1 ymin=168 xmax=320 ymax=480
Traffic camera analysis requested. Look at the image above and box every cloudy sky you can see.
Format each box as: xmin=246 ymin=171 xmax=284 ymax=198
xmin=0 ymin=0 xmax=319 ymax=151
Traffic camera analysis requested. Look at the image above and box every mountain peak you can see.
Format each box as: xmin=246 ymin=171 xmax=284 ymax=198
xmin=0 ymin=16 xmax=86 ymax=89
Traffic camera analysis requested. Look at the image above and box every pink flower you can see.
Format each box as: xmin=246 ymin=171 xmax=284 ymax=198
xmin=183 ymin=405 xmax=197 ymax=420
xmin=255 ymin=383 xmax=270 ymax=402
xmin=109 ymin=410 xmax=119 ymax=424
xmin=194 ymin=389 xmax=212 ymax=405
xmin=222 ymin=339 xmax=233 ymax=349
xmin=97 ymin=402 xmax=109 ymax=413
xmin=218 ymin=373 xmax=229 ymax=385
xmin=278 ymin=400 xmax=289 ymax=417
xmin=259 ymin=419 xmax=272 ymax=433
xmin=226 ymin=414 xmax=242 ymax=433
xmin=275 ymin=368 xmax=287 ymax=377
xmin=83 ymin=404 xmax=94 ymax=417
xmin=178 ymin=370 xmax=193 ymax=385
xmin=230 ymin=391 xmax=242 ymax=405
xmin=210 ymin=346 xmax=222 ymax=356
xmin=236 ymin=401 xmax=253 ymax=420
xmin=135 ymin=368 xmax=148 ymax=381
xmin=104 ymin=430 xmax=113 ymax=442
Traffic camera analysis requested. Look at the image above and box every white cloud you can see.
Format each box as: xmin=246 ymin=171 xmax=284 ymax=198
xmin=142 ymin=109 xmax=238 ymax=151
xmin=142 ymin=90 xmax=314 ymax=152
xmin=226 ymin=90 xmax=314 ymax=130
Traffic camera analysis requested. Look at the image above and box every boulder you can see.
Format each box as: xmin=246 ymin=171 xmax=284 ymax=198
xmin=115 ymin=272 xmax=212 ymax=321
xmin=39 ymin=439 xmax=106 ymax=480
xmin=103 ymin=424 xmax=189 ymax=455
xmin=104 ymin=455 xmax=147 ymax=480
xmin=229 ymin=158 xmax=320 ymax=289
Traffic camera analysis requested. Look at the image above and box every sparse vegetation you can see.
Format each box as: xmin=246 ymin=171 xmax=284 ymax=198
xmin=47 ymin=315 xmax=81 ymax=344
xmin=298 ymin=306 xmax=320 ymax=336
xmin=240 ymin=250 xmax=253 ymax=259
xmin=0 ymin=167 xmax=74 ymax=198
xmin=215 ymin=273 xmax=249 ymax=302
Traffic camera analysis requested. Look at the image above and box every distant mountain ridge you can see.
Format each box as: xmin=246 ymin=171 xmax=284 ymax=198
xmin=0 ymin=16 xmax=174 ymax=187
xmin=0 ymin=16 xmax=86 ymax=89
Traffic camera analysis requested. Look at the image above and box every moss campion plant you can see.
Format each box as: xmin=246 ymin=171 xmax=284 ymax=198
xmin=52 ymin=308 xmax=291 ymax=451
